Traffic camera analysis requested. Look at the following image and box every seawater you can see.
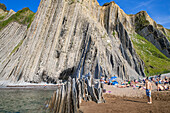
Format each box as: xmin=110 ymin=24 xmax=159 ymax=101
xmin=0 ymin=89 xmax=55 ymax=113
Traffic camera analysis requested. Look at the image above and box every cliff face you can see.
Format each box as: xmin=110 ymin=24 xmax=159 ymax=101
xmin=0 ymin=9 xmax=16 ymax=22
xmin=0 ymin=22 xmax=27 ymax=83
xmin=82 ymin=1 xmax=170 ymax=57
xmin=138 ymin=25 xmax=170 ymax=58
xmin=0 ymin=0 xmax=169 ymax=84
xmin=133 ymin=12 xmax=170 ymax=58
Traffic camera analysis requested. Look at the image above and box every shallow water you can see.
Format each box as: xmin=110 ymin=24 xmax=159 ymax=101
xmin=0 ymin=89 xmax=55 ymax=113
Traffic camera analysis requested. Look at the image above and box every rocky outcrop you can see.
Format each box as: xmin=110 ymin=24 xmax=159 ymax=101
xmin=0 ymin=22 xmax=27 ymax=83
xmin=88 ymin=1 xmax=170 ymax=58
xmin=0 ymin=4 xmax=16 ymax=22
xmin=0 ymin=0 xmax=156 ymax=84
xmin=0 ymin=3 xmax=7 ymax=12
xmin=0 ymin=9 xmax=6 ymax=15
xmin=157 ymin=24 xmax=170 ymax=38
xmin=1 ymin=9 xmax=16 ymax=21
xmin=138 ymin=25 xmax=170 ymax=58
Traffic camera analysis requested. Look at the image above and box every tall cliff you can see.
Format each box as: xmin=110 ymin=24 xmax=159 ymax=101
xmin=0 ymin=0 xmax=169 ymax=84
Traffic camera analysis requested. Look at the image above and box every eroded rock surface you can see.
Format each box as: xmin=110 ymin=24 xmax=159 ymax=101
xmin=139 ymin=25 xmax=170 ymax=58
xmin=0 ymin=22 xmax=27 ymax=83
xmin=3 ymin=0 xmax=170 ymax=84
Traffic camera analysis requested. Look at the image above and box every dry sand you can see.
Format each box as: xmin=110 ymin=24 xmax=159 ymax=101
xmin=79 ymin=84 xmax=170 ymax=113
xmin=103 ymin=84 xmax=146 ymax=98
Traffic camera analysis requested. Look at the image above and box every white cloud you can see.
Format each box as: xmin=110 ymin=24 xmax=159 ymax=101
xmin=155 ymin=16 xmax=170 ymax=25
xmin=134 ymin=0 xmax=154 ymax=9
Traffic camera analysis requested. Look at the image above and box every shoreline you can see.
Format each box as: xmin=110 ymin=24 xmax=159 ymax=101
xmin=0 ymin=84 xmax=60 ymax=90
xmin=1 ymin=83 xmax=170 ymax=113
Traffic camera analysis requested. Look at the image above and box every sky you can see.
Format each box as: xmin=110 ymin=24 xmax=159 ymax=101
xmin=0 ymin=0 xmax=41 ymax=12
xmin=0 ymin=0 xmax=170 ymax=29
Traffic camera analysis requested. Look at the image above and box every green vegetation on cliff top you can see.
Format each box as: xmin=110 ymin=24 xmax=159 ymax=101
xmin=0 ymin=3 xmax=7 ymax=11
xmin=131 ymin=34 xmax=170 ymax=76
xmin=165 ymin=29 xmax=170 ymax=41
xmin=157 ymin=24 xmax=170 ymax=41
xmin=0 ymin=7 xmax=35 ymax=30
xmin=135 ymin=13 xmax=150 ymax=32
xmin=0 ymin=13 xmax=7 ymax=20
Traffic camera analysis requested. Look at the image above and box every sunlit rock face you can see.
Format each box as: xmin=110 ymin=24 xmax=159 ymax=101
xmin=138 ymin=25 xmax=170 ymax=58
xmin=3 ymin=0 xmax=166 ymax=84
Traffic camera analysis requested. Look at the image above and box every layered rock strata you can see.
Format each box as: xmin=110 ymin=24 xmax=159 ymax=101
xmin=139 ymin=25 xmax=170 ymax=58
xmin=0 ymin=22 xmax=27 ymax=83
xmin=0 ymin=9 xmax=16 ymax=22
xmin=2 ymin=0 xmax=163 ymax=84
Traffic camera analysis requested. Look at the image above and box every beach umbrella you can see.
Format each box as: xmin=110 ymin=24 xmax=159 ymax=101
xmin=109 ymin=76 xmax=117 ymax=80
xmin=111 ymin=76 xmax=117 ymax=79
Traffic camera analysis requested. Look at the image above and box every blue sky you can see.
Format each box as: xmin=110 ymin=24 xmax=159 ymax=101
xmin=1 ymin=0 xmax=170 ymax=29
xmin=0 ymin=0 xmax=41 ymax=13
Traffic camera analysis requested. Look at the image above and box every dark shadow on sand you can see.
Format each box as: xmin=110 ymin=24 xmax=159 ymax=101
xmin=123 ymin=99 xmax=146 ymax=103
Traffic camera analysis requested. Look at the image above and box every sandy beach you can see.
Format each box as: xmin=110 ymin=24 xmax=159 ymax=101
xmin=79 ymin=84 xmax=170 ymax=113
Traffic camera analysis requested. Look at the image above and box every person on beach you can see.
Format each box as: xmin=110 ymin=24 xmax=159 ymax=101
xmin=145 ymin=77 xmax=152 ymax=104
xmin=163 ymin=82 xmax=169 ymax=90
xmin=156 ymin=82 xmax=164 ymax=91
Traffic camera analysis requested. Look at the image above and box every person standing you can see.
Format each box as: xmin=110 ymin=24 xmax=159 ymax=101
xmin=145 ymin=77 xmax=152 ymax=104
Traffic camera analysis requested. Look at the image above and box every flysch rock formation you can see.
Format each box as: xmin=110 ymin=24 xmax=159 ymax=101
xmin=0 ymin=22 xmax=27 ymax=84
xmin=2 ymin=9 xmax=16 ymax=21
xmin=0 ymin=8 xmax=5 ymax=15
xmin=1 ymin=0 xmax=169 ymax=84
xmin=0 ymin=9 xmax=16 ymax=22
xmin=134 ymin=11 xmax=170 ymax=58
xmin=139 ymin=25 xmax=170 ymax=58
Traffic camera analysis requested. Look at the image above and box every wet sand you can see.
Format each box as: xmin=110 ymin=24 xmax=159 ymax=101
xmin=79 ymin=91 xmax=170 ymax=113
xmin=79 ymin=84 xmax=170 ymax=113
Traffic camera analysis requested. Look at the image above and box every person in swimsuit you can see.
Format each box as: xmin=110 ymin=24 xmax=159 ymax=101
xmin=156 ymin=82 xmax=164 ymax=91
xmin=145 ymin=77 xmax=152 ymax=104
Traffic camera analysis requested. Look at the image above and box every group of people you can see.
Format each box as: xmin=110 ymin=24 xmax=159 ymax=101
xmin=101 ymin=75 xmax=170 ymax=91
xmin=100 ymin=75 xmax=170 ymax=104
xmin=152 ymin=76 xmax=170 ymax=91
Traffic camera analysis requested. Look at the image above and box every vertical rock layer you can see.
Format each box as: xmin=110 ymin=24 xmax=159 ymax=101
xmin=139 ymin=25 xmax=170 ymax=58
xmin=0 ymin=0 xmax=150 ymax=84
xmin=0 ymin=22 xmax=27 ymax=83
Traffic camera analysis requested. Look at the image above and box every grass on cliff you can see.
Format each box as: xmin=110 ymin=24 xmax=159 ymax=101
xmin=131 ymin=34 xmax=170 ymax=76
xmin=165 ymin=29 xmax=170 ymax=41
xmin=135 ymin=12 xmax=150 ymax=32
xmin=0 ymin=13 xmax=7 ymax=20
xmin=157 ymin=24 xmax=170 ymax=41
xmin=9 ymin=39 xmax=24 ymax=56
xmin=0 ymin=7 xmax=35 ymax=30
